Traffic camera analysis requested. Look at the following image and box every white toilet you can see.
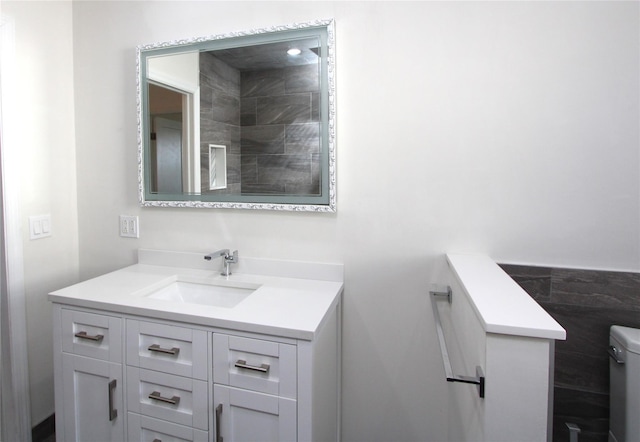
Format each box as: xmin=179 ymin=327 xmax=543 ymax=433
xmin=609 ymin=325 xmax=640 ymax=442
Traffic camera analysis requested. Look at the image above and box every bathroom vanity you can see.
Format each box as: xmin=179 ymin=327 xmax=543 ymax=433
xmin=49 ymin=249 xmax=343 ymax=442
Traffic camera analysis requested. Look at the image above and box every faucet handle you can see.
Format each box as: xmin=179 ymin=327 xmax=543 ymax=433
xmin=221 ymin=250 xmax=238 ymax=277
xmin=226 ymin=250 xmax=239 ymax=263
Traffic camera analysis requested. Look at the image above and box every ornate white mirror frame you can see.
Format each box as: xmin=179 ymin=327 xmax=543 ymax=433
xmin=137 ymin=19 xmax=336 ymax=212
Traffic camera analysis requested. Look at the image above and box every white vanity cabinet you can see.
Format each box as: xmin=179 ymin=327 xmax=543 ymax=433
xmin=50 ymin=251 xmax=343 ymax=442
xmin=53 ymin=303 xmax=341 ymax=442
xmin=55 ymin=309 xmax=125 ymax=442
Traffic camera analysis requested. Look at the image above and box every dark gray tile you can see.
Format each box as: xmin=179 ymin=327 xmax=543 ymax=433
xmin=241 ymin=69 xmax=285 ymax=98
xmin=241 ymin=155 xmax=257 ymax=184
xmin=541 ymin=303 xmax=609 ymax=356
xmin=211 ymin=92 xmax=240 ymax=126
xmin=311 ymin=92 xmax=320 ymax=122
xmin=544 ymin=303 xmax=640 ymax=357
xmin=499 ymin=264 xmax=552 ymax=301
xmin=257 ymin=94 xmax=312 ymax=125
xmin=225 ymin=153 xmax=241 ymax=185
xmin=200 ymin=84 xmax=213 ymax=113
xmin=200 ymin=53 xmax=240 ymax=96
xmin=553 ymin=417 xmax=609 ymax=442
xmin=256 ymin=154 xmax=312 ymax=185
xmin=212 ymin=38 xmax=319 ymax=71
xmin=241 ymin=97 xmax=257 ymax=126
xmin=285 ymin=123 xmax=320 ymax=154
xmin=542 ymin=304 xmax=640 ymax=394
xmin=285 ymin=64 xmax=319 ymax=94
xmin=241 ymin=125 xmax=285 ymax=155
xmin=241 ymin=183 xmax=286 ymax=194
xmin=551 ymin=268 xmax=640 ymax=310
xmin=553 ymin=348 xmax=609 ymax=394
xmin=553 ymin=387 xmax=609 ymax=442
xmin=541 ymin=302 xmax=640 ymax=400
xmin=311 ymin=153 xmax=320 ymax=185
xmin=554 ymin=386 xmax=609 ymax=419
xmin=507 ymin=265 xmax=640 ymax=442
xmin=284 ymin=181 xmax=321 ymax=196
xmin=200 ymin=121 xmax=240 ymax=154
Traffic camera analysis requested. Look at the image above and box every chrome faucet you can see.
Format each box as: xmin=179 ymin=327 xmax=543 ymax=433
xmin=204 ymin=249 xmax=239 ymax=276
xmin=204 ymin=249 xmax=228 ymax=261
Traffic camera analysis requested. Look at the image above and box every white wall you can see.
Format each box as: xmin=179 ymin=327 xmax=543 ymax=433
xmin=10 ymin=0 xmax=639 ymax=439
xmin=2 ymin=0 xmax=80 ymax=426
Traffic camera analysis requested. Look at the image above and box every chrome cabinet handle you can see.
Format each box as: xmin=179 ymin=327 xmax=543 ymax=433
xmin=153 ymin=439 xmax=161 ymax=442
xmin=148 ymin=344 xmax=180 ymax=356
xmin=215 ymin=403 xmax=223 ymax=442
xmin=234 ymin=359 xmax=270 ymax=373
xmin=75 ymin=331 xmax=104 ymax=342
xmin=149 ymin=391 xmax=181 ymax=405
xmin=108 ymin=379 xmax=117 ymax=421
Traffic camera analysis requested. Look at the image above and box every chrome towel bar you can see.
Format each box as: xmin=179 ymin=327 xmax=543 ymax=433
xmin=430 ymin=286 xmax=485 ymax=398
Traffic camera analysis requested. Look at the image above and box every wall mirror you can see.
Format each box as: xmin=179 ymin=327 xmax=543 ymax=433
xmin=137 ymin=20 xmax=336 ymax=212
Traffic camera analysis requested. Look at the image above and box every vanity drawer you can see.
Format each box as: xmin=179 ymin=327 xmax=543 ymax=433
xmin=213 ymin=334 xmax=296 ymax=398
xmin=128 ymin=413 xmax=208 ymax=442
xmin=61 ymin=309 xmax=122 ymax=362
xmin=126 ymin=320 xmax=208 ymax=380
xmin=126 ymin=367 xmax=208 ymax=431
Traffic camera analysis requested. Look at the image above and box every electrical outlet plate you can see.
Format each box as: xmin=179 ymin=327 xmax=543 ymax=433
xmin=119 ymin=215 xmax=139 ymax=238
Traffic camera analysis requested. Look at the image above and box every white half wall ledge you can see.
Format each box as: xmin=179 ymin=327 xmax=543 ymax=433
xmin=446 ymin=253 xmax=566 ymax=341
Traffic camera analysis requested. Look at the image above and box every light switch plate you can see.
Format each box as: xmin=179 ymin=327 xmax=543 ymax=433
xmin=119 ymin=215 xmax=139 ymax=238
xmin=29 ymin=214 xmax=52 ymax=240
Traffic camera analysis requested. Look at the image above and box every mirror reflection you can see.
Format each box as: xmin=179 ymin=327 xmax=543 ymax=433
xmin=138 ymin=20 xmax=335 ymax=211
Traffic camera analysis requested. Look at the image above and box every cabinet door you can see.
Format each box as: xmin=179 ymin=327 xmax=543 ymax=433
xmin=214 ymin=385 xmax=296 ymax=442
xmin=62 ymin=353 xmax=124 ymax=442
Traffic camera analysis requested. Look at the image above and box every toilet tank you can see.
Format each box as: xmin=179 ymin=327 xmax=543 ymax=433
xmin=609 ymin=325 xmax=640 ymax=442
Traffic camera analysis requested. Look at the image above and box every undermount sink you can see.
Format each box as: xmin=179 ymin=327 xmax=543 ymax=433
xmin=144 ymin=277 xmax=259 ymax=308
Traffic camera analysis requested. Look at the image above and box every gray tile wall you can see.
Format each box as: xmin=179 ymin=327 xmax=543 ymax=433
xmin=199 ymin=56 xmax=321 ymax=196
xmin=499 ymin=264 xmax=640 ymax=442
xmin=239 ymin=64 xmax=321 ymax=196
xmin=200 ymin=52 xmax=241 ymax=194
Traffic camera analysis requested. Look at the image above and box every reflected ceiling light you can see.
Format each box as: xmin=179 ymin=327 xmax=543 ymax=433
xmin=287 ymin=48 xmax=302 ymax=56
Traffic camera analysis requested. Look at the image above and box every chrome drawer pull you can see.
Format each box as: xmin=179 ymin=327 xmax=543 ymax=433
xmin=234 ymin=359 xmax=270 ymax=373
xmin=153 ymin=439 xmax=161 ymax=442
xmin=148 ymin=344 xmax=180 ymax=356
xmin=74 ymin=331 xmax=104 ymax=342
xmin=149 ymin=391 xmax=181 ymax=406
xmin=108 ymin=379 xmax=117 ymax=421
xmin=215 ymin=403 xmax=223 ymax=442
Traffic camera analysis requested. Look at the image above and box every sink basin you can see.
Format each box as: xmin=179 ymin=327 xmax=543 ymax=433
xmin=145 ymin=277 xmax=258 ymax=308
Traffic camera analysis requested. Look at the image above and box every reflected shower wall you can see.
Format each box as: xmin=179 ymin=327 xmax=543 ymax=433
xmin=200 ymin=52 xmax=321 ymax=196
xmin=199 ymin=52 xmax=242 ymax=194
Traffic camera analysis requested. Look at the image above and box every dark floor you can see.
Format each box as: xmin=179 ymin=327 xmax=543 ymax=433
xmin=32 ymin=414 xmax=55 ymax=442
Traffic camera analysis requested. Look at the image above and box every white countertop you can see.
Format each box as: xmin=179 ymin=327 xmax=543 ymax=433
xmin=48 ymin=250 xmax=344 ymax=341
xmin=447 ymin=253 xmax=566 ymax=340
